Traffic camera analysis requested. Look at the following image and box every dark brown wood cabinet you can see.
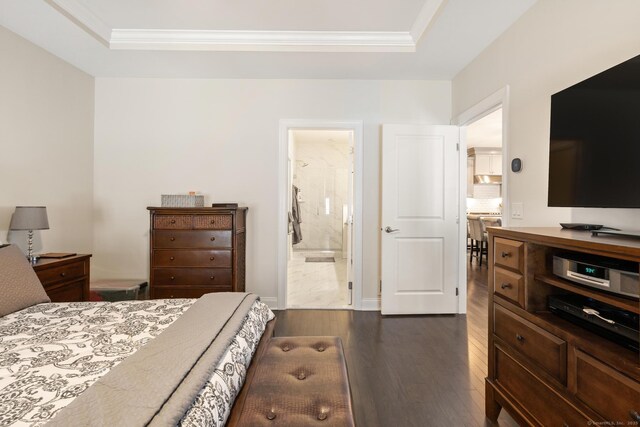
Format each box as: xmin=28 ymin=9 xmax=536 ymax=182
xmin=486 ymin=227 xmax=640 ymax=426
xmin=33 ymin=254 xmax=92 ymax=302
xmin=147 ymin=207 xmax=247 ymax=299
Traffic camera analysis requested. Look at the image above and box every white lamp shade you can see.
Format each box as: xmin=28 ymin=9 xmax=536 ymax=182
xmin=9 ymin=206 xmax=49 ymax=231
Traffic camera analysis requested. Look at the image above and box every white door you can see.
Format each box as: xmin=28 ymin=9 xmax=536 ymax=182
xmin=381 ymin=125 xmax=459 ymax=315
xmin=345 ymin=139 xmax=354 ymax=305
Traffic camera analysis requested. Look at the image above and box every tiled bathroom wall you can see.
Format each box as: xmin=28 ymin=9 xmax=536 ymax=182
xmin=293 ymin=137 xmax=350 ymax=250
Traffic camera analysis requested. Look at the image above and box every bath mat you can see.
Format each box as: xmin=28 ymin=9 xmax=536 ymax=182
xmin=305 ymin=257 xmax=335 ymax=263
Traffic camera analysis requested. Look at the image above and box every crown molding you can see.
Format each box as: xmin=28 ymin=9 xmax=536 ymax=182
xmin=109 ymin=29 xmax=415 ymax=52
xmin=46 ymin=0 xmax=444 ymax=53
xmin=46 ymin=0 xmax=111 ymax=46
xmin=411 ymin=0 xmax=448 ymax=43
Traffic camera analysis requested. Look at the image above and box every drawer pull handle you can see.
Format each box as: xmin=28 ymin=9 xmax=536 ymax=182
xmin=210 ymin=276 xmax=215 ymax=280
xmin=630 ymin=411 xmax=640 ymax=422
xmin=171 ymin=219 xmax=176 ymax=224
xmin=501 ymin=251 xmax=511 ymax=258
xmin=500 ymin=283 xmax=512 ymax=290
xmin=170 ymin=237 xmax=175 ymax=241
xmin=210 ymin=257 xmax=215 ymax=261
xmin=60 ymin=272 xmax=66 ymax=277
xmin=562 ymin=423 xmax=569 ymax=427
xmin=170 ymin=276 xmax=175 ymax=280
xmin=170 ymin=256 xmax=175 ymax=261
xmin=210 ymin=237 xmax=216 ymax=241
xmin=516 ymin=334 xmax=524 ymax=342
xmin=210 ymin=220 xmax=215 ymax=224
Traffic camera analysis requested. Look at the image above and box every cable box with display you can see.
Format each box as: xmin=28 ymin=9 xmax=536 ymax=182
xmin=548 ymin=294 xmax=639 ymax=351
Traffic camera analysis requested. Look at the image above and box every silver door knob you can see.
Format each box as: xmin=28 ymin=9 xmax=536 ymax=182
xmin=384 ymin=226 xmax=399 ymax=233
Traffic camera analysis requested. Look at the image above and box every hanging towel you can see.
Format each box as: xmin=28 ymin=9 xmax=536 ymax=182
xmin=291 ymin=185 xmax=303 ymax=244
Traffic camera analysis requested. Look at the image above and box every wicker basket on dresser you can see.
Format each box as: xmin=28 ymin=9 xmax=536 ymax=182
xmin=147 ymin=207 xmax=247 ymax=299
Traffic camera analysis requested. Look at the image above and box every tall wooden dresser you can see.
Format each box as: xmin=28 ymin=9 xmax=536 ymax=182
xmin=147 ymin=207 xmax=247 ymax=299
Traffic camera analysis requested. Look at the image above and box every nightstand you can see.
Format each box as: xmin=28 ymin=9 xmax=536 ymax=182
xmin=32 ymin=254 xmax=92 ymax=302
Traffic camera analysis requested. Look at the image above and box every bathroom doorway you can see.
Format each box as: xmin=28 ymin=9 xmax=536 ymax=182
xmin=283 ymin=127 xmax=357 ymax=309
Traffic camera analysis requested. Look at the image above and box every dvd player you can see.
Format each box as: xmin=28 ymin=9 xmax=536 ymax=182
xmin=553 ymin=252 xmax=639 ymax=298
xmin=548 ymin=294 xmax=639 ymax=350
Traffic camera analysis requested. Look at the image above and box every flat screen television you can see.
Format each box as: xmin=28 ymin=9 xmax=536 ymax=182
xmin=548 ymin=54 xmax=640 ymax=208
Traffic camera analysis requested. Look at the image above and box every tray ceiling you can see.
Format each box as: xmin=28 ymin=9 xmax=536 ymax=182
xmin=0 ymin=0 xmax=537 ymax=78
xmin=80 ymin=0 xmax=427 ymax=32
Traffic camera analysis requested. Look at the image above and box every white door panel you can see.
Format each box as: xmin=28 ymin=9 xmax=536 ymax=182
xmin=381 ymin=125 xmax=459 ymax=315
xmin=396 ymin=238 xmax=443 ymax=292
xmin=397 ymin=135 xmax=445 ymax=219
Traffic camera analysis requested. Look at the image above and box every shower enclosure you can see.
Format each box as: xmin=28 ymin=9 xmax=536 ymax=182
xmin=293 ymin=158 xmax=349 ymax=252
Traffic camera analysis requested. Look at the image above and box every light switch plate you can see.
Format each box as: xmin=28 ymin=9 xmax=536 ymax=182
xmin=511 ymin=202 xmax=524 ymax=219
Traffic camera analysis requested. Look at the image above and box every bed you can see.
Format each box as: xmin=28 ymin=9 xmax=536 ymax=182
xmin=0 ymin=244 xmax=275 ymax=427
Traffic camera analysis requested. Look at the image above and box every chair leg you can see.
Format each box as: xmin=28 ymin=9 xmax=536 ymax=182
xmin=479 ymin=241 xmax=484 ymax=266
xmin=469 ymin=240 xmax=475 ymax=263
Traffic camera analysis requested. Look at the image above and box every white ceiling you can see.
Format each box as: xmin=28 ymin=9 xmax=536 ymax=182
xmin=81 ymin=0 xmax=426 ymax=31
xmin=0 ymin=0 xmax=537 ymax=78
xmin=467 ymin=108 xmax=502 ymax=148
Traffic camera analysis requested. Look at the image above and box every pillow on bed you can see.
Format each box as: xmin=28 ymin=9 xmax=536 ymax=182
xmin=0 ymin=244 xmax=51 ymax=316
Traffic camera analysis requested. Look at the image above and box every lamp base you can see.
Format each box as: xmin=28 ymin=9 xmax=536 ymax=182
xmin=26 ymin=229 xmax=37 ymax=264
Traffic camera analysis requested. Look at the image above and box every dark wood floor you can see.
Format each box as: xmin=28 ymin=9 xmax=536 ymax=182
xmin=273 ymin=256 xmax=518 ymax=427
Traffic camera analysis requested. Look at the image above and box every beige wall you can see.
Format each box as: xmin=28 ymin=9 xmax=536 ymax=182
xmin=0 ymin=27 xmax=94 ymax=254
xmin=93 ymin=78 xmax=451 ymax=305
xmin=453 ymin=0 xmax=640 ymax=228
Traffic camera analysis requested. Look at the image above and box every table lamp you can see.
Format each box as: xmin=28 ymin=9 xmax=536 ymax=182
xmin=9 ymin=206 xmax=49 ymax=263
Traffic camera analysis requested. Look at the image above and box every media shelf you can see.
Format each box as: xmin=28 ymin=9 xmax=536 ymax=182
xmin=486 ymin=227 xmax=640 ymax=426
xmin=534 ymin=273 xmax=639 ymax=314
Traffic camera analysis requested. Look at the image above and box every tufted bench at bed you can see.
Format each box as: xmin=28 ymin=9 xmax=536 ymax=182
xmin=227 ymin=336 xmax=355 ymax=426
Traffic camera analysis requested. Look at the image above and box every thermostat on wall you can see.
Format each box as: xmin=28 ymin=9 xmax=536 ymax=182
xmin=511 ymin=158 xmax=522 ymax=172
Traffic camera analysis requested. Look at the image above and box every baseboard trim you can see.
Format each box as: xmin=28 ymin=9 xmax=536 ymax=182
xmin=259 ymin=296 xmax=379 ymax=311
xmin=360 ymin=297 xmax=381 ymax=311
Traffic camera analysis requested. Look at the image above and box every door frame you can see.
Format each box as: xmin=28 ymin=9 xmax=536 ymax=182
xmin=277 ymin=119 xmax=364 ymax=310
xmin=453 ymin=85 xmax=510 ymax=314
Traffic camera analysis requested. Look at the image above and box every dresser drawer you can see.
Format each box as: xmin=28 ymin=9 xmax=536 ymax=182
xmin=153 ymin=230 xmax=232 ymax=249
xmin=575 ymin=350 xmax=640 ymax=423
xmin=193 ymin=215 xmax=232 ymax=230
xmin=494 ymin=267 xmax=523 ymax=306
xmin=494 ymin=238 xmax=524 ymax=273
xmin=46 ymin=279 xmax=85 ymax=302
xmin=153 ymin=268 xmax=232 ymax=286
xmin=152 ymin=250 xmax=232 ymax=268
xmin=154 ymin=215 xmax=192 ymax=229
xmin=152 ymin=286 xmax=231 ymax=299
xmin=495 ymin=345 xmax=590 ymax=426
xmin=37 ymin=261 xmax=86 ymax=286
xmin=494 ymin=304 xmax=567 ymax=384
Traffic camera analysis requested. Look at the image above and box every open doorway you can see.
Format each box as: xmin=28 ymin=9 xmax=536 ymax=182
xmin=466 ymin=108 xmax=504 ymax=268
xmin=287 ymin=130 xmax=353 ymax=309
xmin=454 ymin=87 xmax=510 ymax=314
xmin=277 ymin=119 xmax=364 ymax=310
